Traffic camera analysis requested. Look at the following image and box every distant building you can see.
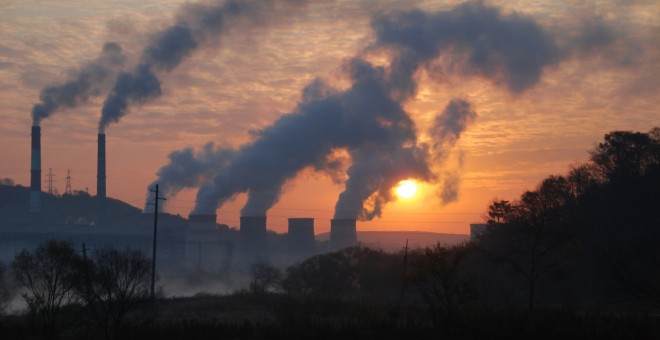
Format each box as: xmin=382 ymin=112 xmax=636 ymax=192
xmin=469 ymin=223 xmax=488 ymax=241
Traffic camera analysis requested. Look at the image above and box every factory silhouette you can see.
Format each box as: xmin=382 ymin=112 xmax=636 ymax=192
xmin=22 ymin=125 xmax=365 ymax=272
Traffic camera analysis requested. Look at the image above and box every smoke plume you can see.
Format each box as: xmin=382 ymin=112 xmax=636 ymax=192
xmin=161 ymin=2 xmax=566 ymax=220
xmin=98 ymin=0 xmax=312 ymax=133
xmin=192 ymin=57 xmax=432 ymax=216
xmin=371 ymin=1 xmax=561 ymax=94
xmin=429 ymin=99 xmax=476 ymax=205
xmin=31 ymin=43 xmax=125 ymax=126
xmin=145 ymin=143 xmax=236 ymax=213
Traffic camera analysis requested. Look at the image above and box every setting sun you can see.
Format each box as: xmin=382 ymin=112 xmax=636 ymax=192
xmin=395 ymin=180 xmax=418 ymax=199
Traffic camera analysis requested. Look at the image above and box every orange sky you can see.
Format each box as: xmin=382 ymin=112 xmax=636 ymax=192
xmin=1 ymin=0 xmax=658 ymax=235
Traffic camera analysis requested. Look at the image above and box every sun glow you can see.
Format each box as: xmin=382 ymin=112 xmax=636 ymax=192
xmin=395 ymin=180 xmax=418 ymax=199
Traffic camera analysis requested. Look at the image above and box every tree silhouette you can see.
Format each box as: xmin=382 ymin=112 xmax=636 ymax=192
xmin=249 ymin=262 xmax=281 ymax=294
xmin=407 ymin=243 xmax=476 ymax=322
xmin=78 ymin=247 xmax=151 ymax=340
xmin=12 ymin=240 xmax=83 ymax=339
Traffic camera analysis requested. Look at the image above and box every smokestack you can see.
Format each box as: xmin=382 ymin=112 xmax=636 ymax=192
xmin=29 ymin=125 xmax=42 ymax=217
xmin=330 ymin=219 xmax=357 ymax=250
xmin=287 ymin=218 xmax=316 ymax=258
xmin=97 ymin=133 xmax=106 ymax=222
xmin=240 ymin=216 xmax=268 ymax=263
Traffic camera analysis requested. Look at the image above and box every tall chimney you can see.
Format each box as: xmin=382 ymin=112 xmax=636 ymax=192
xmin=330 ymin=219 xmax=357 ymax=250
xmin=29 ymin=125 xmax=42 ymax=216
xmin=97 ymin=133 xmax=106 ymax=222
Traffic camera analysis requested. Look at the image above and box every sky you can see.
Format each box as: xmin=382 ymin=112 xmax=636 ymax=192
xmin=0 ymin=0 xmax=658 ymax=235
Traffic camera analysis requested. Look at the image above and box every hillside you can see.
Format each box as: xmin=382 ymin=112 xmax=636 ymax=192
xmin=317 ymin=230 xmax=469 ymax=252
xmin=0 ymin=183 xmax=188 ymax=230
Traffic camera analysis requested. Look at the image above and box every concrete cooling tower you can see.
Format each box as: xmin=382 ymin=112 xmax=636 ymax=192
xmin=330 ymin=219 xmax=357 ymax=250
xmin=240 ymin=216 xmax=268 ymax=263
xmin=287 ymin=218 xmax=316 ymax=258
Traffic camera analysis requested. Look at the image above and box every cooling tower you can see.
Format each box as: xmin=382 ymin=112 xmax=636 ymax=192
xmin=29 ymin=126 xmax=42 ymax=216
xmin=330 ymin=219 xmax=357 ymax=250
xmin=185 ymin=214 xmax=232 ymax=273
xmin=240 ymin=216 xmax=268 ymax=262
xmin=469 ymin=223 xmax=488 ymax=242
xmin=287 ymin=218 xmax=316 ymax=257
xmin=96 ymin=133 xmax=107 ymax=224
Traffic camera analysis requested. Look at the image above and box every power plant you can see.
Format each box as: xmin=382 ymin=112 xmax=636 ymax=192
xmin=18 ymin=125 xmax=364 ymax=273
xmin=18 ymin=123 xmax=338 ymax=272
xmin=185 ymin=214 xmax=232 ymax=272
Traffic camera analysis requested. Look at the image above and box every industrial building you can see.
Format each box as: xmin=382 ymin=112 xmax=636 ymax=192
xmin=9 ymin=125 xmax=370 ymax=275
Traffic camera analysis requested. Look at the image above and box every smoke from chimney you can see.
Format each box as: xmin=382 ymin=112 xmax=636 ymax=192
xmin=144 ymin=143 xmax=236 ymax=213
xmin=31 ymin=43 xmax=125 ymax=126
xmin=98 ymin=0 xmax=314 ymax=133
xmin=157 ymin=2 xmax=574 ymax=220
xmin=429 ymin=99 xmax=477 ymax=205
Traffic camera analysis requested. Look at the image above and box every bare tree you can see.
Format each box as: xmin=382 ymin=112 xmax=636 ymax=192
xmin=407 ymin=243 xmax=477 ymax=323
xmin=249 ymin=262 xmax=281 ymax=294
xmin=0 ymin=262 xmax=12 ymax=315
xmin=80 ymin=246 xmax=151 ymax=340
xmin=11 ymin=240 xmax=83 ymax=339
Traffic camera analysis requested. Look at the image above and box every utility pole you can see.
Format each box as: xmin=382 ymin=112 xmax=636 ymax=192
xmin=149 ymin=184 xmax=166 ymax=300
xmin=65 ymin=169 xmax=73 ymax=195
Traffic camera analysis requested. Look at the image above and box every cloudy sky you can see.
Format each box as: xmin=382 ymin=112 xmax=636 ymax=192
xmin=1 ymin=0 xmax=658 ymax=234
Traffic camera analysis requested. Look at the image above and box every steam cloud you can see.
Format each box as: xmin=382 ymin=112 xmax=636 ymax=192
xmin=31 ymin=43 xmax=125 ymax=126
xmin=371 ymin=1 xmax=560 ymax=95
xmin=154 ymin=2 xmax=574 ymax=220
xmin=98 ymin=0 xmax=312 ymax=133
xmin=145 ymin=143 xmax=236 ymax=213
xmin=429 ymin=99 xmax=477 ymax=205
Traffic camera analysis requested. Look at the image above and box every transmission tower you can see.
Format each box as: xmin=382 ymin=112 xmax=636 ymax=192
xmin=44 ymin=168 xmax=57 ymax=195
xmin=65 ymin=169 xmax=73 ymax=195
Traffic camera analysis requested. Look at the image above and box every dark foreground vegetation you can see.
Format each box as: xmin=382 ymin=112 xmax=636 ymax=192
xmin=0 ymin=128 xmax=658 ymax=339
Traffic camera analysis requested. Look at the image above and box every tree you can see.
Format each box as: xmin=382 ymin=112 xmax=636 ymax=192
xmin=605 ymin=245 xmax=660 ymax=310
xmin=481 ymin=177 xmax=576 ymax=313
xmin=248 ymin=262 xmax=281 ymax=294
xmin=590 ymin=129 xmax=660 ymax=184
xmin=407 ymin=243 xmax=476 ymax=323
xmin=486 ymin=200 xmax=513 ymax=224
xmin=79 ymin=247 xmax=151 ymax=340
xmin=12 ymin=240 xmax=83 ymax=339
xmin=282 ymin=247 xmax=400 ymax=298
xmin=0 ymin=262 xmax=11 ymax=315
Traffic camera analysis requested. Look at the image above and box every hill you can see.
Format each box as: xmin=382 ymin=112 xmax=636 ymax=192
xmin=316 ymin=230 xmax=468 ymax=252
